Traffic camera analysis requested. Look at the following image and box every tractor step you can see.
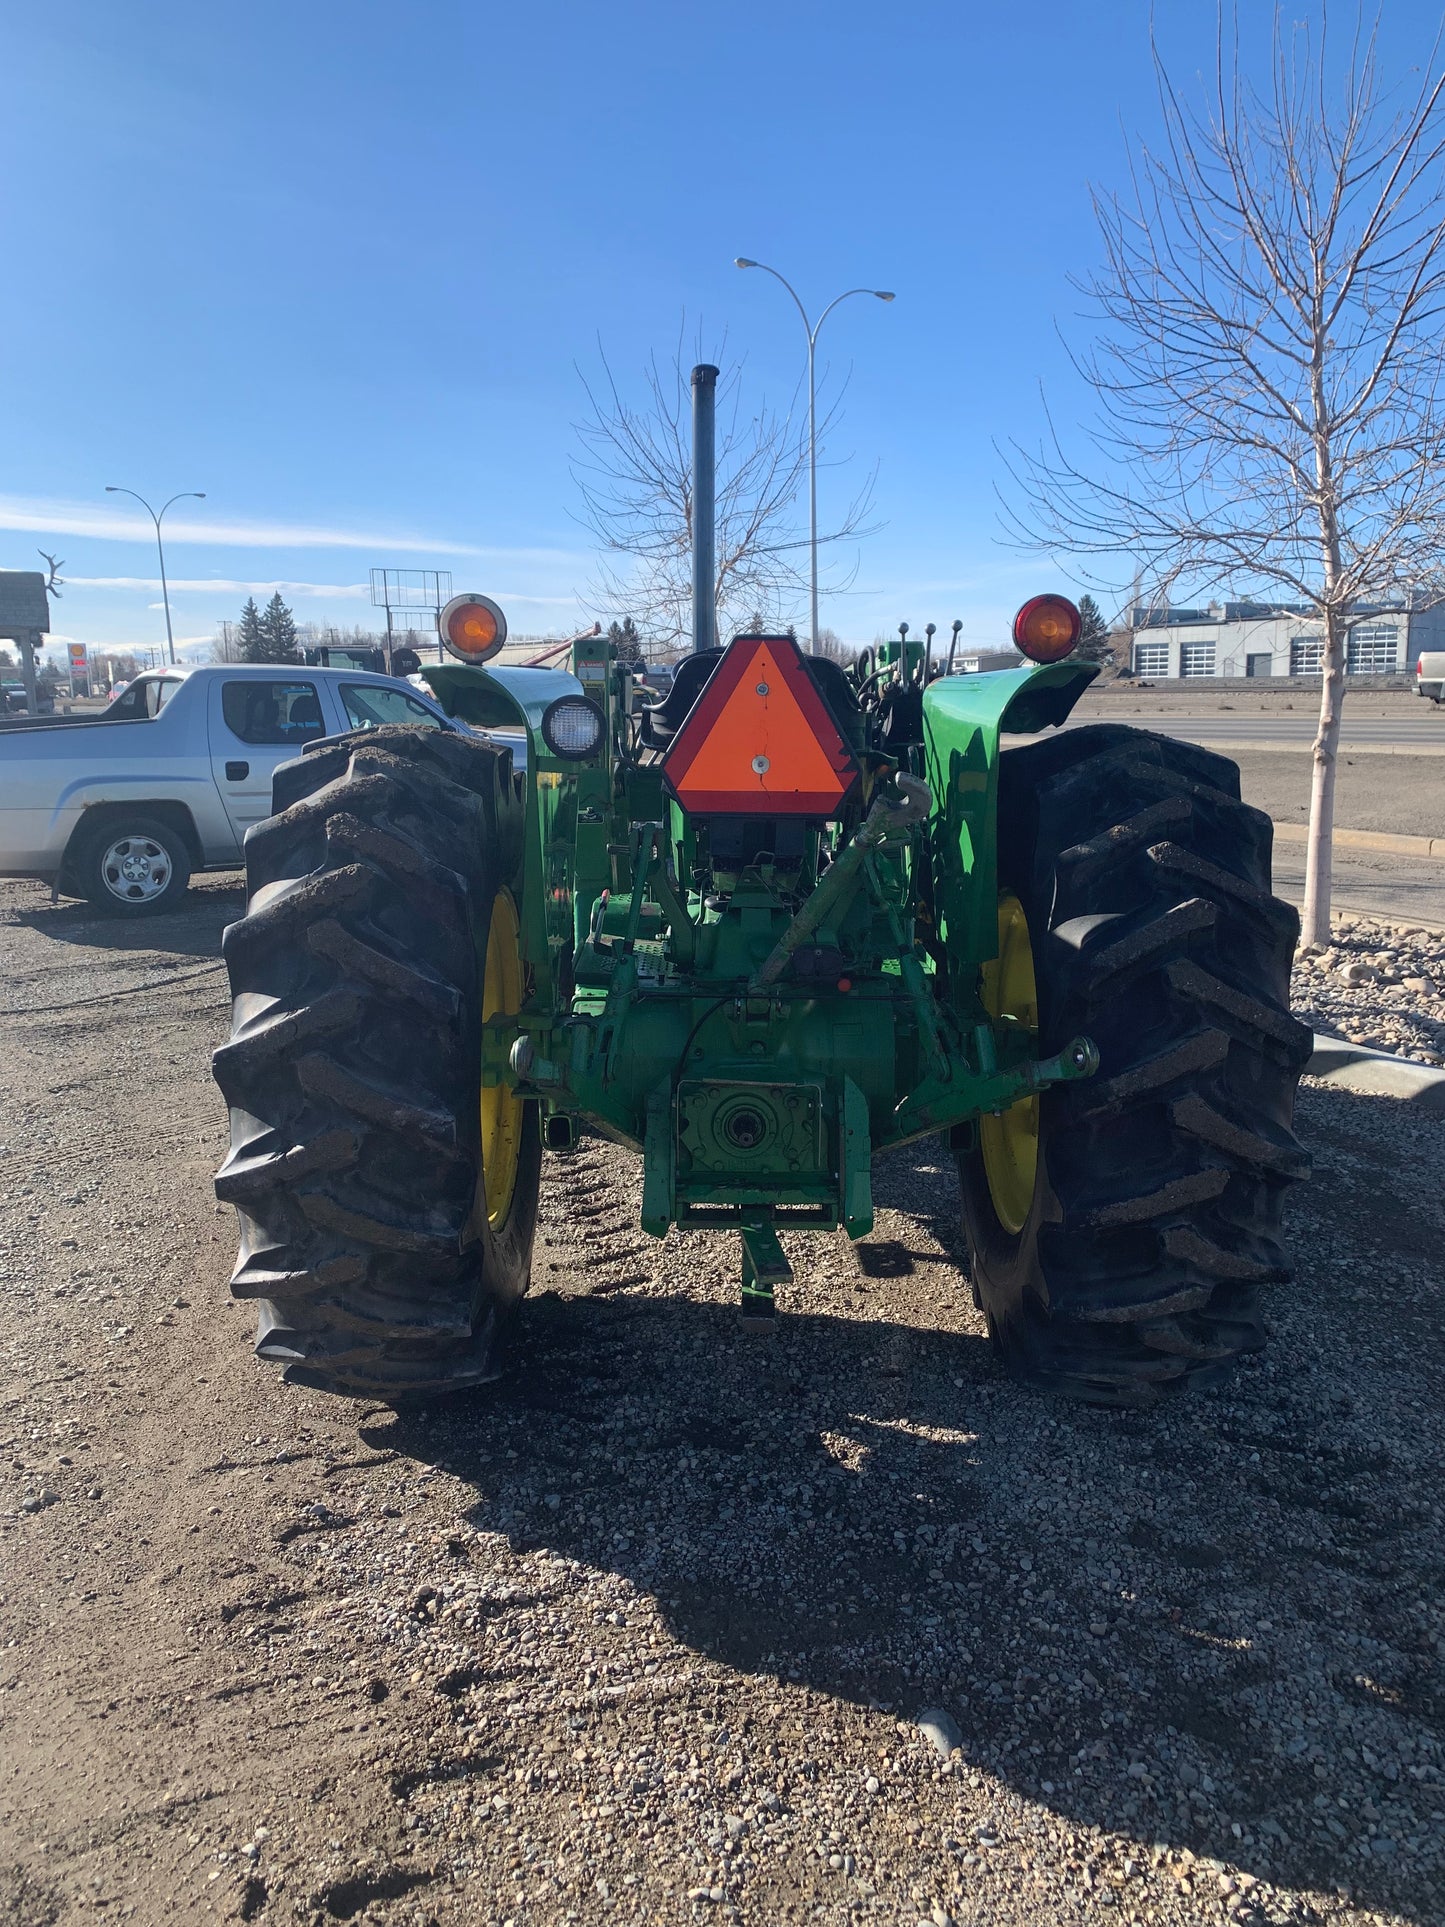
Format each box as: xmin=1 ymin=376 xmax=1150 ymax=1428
xmin=739 ymin=1223 xmax=791 ymax=1330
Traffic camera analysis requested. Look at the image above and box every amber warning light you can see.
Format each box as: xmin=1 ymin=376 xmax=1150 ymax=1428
xmin=439 ymin=592 xmax=508 ymax=663
xmin=1013 ymin=594 xmax=1081 ymax=663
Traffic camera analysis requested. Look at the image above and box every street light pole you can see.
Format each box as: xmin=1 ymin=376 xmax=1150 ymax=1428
xmin=735 ymin=259 xmax=893 ymax=653
xmin=104 ymin=486 xmax=206 ymax=665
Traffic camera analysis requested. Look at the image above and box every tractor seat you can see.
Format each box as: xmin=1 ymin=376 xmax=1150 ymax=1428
xmin=638 ymin=648 xmax=723 ymax=751
xmin=802 ymin=654 xmax=860 ymax=741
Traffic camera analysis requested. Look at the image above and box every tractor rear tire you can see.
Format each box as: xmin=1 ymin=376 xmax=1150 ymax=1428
xmin=957 ymin=724 xmax=1312 ymax=1406
xmin=212 ymin=725 xmax=540 ymax=1398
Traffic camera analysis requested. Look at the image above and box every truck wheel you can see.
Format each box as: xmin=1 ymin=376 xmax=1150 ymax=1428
xmin=957 ymin=725 xmax=1312 ymax=1406
xmin=212 ymin=725 xmax=539 ymax=1398
xmin=73 ymin=815 xmax=192 ymax=915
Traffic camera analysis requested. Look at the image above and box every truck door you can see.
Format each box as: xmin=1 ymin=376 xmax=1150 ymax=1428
xmin=208 ymin=675 xmax=333 ymax=839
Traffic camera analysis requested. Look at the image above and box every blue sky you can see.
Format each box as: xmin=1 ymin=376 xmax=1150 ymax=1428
xmin=3 ymin=1 xmax=1441 ymax=663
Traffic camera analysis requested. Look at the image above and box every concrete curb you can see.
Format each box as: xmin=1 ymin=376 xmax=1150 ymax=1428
xmin=1273 ymin=821 xmax=1444 ymax=859
xmin=1199 ymin=740 xmax=1445 ymax=758
xmin=1306 ymin=1033 xmax=1445 ymax=1111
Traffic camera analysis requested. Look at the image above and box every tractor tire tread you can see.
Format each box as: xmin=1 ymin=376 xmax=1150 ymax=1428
xmin=959 ymin=725 xmax=1309 ymax=1406
xmin=213 ymin=725 xmax=539 ymax=1398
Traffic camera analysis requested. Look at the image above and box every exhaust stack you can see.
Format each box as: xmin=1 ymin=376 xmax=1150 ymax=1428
xmin=691 ymin=363 xmax=718 ymax=654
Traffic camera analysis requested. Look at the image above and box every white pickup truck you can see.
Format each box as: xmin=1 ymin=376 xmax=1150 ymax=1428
xmin=0 ymin=662 xmax=463 ymax=914
xmin=1418 ymin=650 xmax=1445 ymax=703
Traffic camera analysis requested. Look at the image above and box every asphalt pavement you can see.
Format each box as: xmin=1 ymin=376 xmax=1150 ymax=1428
xmin=1057 ymin=705 xmax=1445 ymax=752
xmin=1271 ymin=841 xmax=1445 ymax=931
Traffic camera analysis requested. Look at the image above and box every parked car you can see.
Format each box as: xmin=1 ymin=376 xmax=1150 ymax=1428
xmin=1417 ymin=651 xmax=1445 ymax=703
xmin=1 ymin=678 xmax=55 ymax=717
xmin=0 ymin=663 xmax=472 ymax=915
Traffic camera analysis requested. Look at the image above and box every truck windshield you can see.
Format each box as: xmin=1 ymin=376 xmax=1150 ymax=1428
xmin=339 ymin=683 xmax=443 ymax=730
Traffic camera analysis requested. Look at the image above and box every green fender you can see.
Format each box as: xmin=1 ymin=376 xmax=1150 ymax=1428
xmin=921 ymin=659 xmax=1098 ymax=982
xmin=422 ymin=661 xmax=586 ymax=739
xmin=421 ymin=661 xmax=596 ymax=1009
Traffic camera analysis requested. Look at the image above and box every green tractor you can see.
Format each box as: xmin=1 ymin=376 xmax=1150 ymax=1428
xmin=213 ymin=367 xmax=1310 ymax=1406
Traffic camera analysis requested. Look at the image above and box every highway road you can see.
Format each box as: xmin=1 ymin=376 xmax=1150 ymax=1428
xmin=1053 ymin=706 xmax=1445 ymax=752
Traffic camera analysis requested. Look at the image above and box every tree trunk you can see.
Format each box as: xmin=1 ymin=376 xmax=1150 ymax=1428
xmin=17 ymin=632 xmax=40 ymax=717
xmin=1300 ymin=606 xmax=1343 ymax=946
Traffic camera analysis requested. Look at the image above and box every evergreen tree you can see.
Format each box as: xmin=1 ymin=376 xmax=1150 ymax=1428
xmin=237 ymin=597 xmax=267 ymax=662
xmin=259 ymin=592 xmax=300 ymax=664
xmin=606 ymin=616 xmax=642 ymax=665
xmin=1075 ymin=593 xmax=1114 ymax=665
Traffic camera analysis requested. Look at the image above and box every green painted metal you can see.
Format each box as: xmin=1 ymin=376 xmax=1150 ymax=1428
xmin=921 ymin=660 xmax=1097 ymax=981
xmin=425 ymin=641 xmax=1101 ymax=1302
xmin=424 ymin=660 xmax=598 ymax=1009
xmin=422 ymin=661 xmax=586 ymax=736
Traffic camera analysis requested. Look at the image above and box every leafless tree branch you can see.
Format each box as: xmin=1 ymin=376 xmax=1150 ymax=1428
xmin=571 ymin=320 xmax=879 ymax=655
xmin=1001 ymin=3 xmax=1445 ymax=942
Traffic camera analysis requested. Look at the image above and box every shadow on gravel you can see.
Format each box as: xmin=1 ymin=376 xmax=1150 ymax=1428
xmin=358 ymin=1097 xmax=1441 ymax=1922
xmin=10 ymin=877 xmax=243 ymax=961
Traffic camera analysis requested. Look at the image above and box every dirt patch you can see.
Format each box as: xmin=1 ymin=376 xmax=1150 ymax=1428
xmin=0 ymin=875 xmax=1442 ymax=1927
xmin=1230 ymin=753 xmax=1445 ymax=840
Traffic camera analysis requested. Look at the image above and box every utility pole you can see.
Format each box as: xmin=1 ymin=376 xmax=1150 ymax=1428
xmin=735 ymin=259 xmax=893 ymax=652
xmin=104 ymin=486 xmax=206 ymax=665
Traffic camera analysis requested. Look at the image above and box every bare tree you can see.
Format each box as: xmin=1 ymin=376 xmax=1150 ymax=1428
xmin=1004 ymin=7 xmax=1445 ymax=944
xmin=573 ymin=326 xmax=877 ymax=656
xmin=814 ymin=626 xmax=859 ymax=665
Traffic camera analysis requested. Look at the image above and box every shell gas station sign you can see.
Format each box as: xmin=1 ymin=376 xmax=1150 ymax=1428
xmin=67 ymin=642 xmax=90 ymax=694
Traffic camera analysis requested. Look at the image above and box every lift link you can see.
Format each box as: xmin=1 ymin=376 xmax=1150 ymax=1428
xmin=748 ymin=773 xmax=931 ymax=994
xmin=888 ymin=1033 xmax=1100 ymax=1143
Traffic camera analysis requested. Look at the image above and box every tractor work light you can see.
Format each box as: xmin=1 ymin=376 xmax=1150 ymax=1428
xmin=541 ymin=694 xmax=606 ymax=760
xmin=439 ymin=592 xmax=508 ymax=663
xmin=1012 ymin=594 xmax=1081 ymax=663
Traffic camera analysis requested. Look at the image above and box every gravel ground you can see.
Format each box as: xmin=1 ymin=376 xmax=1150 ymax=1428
xmin=1291 ymin=917 xmax=1445 ymax=1065
xmin=1 ymin=876 xmax=1442 ymax=1927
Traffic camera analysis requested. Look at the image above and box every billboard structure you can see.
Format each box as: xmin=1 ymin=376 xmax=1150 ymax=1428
xmin=369 ymin=568 xmax=453 ymax=667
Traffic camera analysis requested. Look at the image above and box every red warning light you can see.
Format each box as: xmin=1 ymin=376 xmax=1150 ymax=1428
xmin=661 ymin=634 xmax=858 ymax=816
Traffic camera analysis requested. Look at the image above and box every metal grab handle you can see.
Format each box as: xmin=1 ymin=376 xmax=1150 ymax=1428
xmin=857 ymin=770 xmax=930 ymax=847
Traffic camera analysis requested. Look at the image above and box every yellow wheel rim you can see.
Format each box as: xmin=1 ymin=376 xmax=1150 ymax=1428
xmin=480 ymin=889 xmax=524 ymax=1230
xmin=979 ymin=892 xmax=1040 ymax=1236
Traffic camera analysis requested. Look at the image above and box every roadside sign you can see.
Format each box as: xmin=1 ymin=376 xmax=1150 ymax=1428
xmin=0 ymin=570 xmax=50 ymax=638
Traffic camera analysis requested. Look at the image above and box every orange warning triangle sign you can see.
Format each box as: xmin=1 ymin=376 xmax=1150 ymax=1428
xmin=662 ymin=634 xmax=857 ymax=816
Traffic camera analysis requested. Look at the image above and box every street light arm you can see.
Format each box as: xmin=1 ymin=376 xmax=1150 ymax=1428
xmin=733 ymin=259 xmax=893 ymax=657
xmin=157 ymin=491 xmax=206 ymax=525
xmin=738 ymin=259 xmax=813 ymax=338
xmin=105 ymin=484 xmax=158 ymax=526
xmin=811 ymin=287 xmax=885 ymax=344
xmin=105 ymin=483 xmax=203 ymax=668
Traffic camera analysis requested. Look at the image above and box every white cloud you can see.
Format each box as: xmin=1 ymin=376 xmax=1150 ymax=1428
xmin=0 ymin=493 xmax=585 ymax=564
xmin=69 ymin=576 xmax=371 ymax=597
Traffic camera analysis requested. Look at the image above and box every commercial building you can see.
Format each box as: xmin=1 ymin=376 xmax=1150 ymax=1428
xmin=1126 ymin=596 xmax=1445 ymax=680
